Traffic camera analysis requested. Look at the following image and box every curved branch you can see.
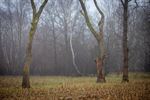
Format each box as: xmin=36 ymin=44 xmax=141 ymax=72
xmin=93 ymin=0 xmax=104 ymax=19
xmin=37 ymin=0 xmax=48 ymax=17
xmin=93 ymin=0 xmax=104 ymax=32
xmin=79 ymin=0 xmax=99 ymax=40
xmin=70 ymin=32 xmax=82 ymax=75
xmin=31 ymin=0 xmax=36 ymax=15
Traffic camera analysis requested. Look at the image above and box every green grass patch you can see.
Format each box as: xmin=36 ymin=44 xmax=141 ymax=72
xmin=0 ymin=73 xmax=150 ymax=100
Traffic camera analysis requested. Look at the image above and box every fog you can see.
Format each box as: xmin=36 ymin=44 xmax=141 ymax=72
xmin=0 ymin=0 xmax=149 ymax=76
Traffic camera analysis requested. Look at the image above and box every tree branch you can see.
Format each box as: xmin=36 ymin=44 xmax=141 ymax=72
xmin=121 ymin=0 xmax=125 ymax=8
xmin=93 ymin=0 xmax=104 ymax=32
xmin=93 ymin=0 xmax=104 ymax=19
xmin=37 ymin=0 xmax=48 ymax=17
xmin=31 ymin=0 xmax=36 ymax=15
xmin=79 ymin=0 xmax=99 ymax=40
xmin=134 ymin=0 xmax=139 ymax=7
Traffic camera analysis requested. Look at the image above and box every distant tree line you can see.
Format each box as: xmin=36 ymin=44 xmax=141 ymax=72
xmin=0 ymin=0 xmax=149 ymax=78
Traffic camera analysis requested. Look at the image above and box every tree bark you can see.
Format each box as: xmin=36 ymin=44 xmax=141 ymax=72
xmin=96 ymin=0 xmax=106 ymax=82
xmin=122 ymin=0 xmax=129 ymax=82
xmin=22 ymin=0 xmax=48 ymax=88
xmin=22 ymin=18 xmax=38 ymax=88
xmin=96 ymin=33 xmax=106 ymax=82
xmin=95 ymin=57 xmax=105 ymax=82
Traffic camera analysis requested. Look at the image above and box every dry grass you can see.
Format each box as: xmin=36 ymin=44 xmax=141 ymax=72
xmin=0 ymin=73 xmax=150 ymax=100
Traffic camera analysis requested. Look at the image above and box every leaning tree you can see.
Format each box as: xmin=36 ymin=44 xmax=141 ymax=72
xmin=22 ymin=0 xmax=48 ymax=88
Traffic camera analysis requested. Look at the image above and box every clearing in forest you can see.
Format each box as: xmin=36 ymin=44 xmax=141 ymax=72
xmin=0 ymin=73 xmax=150 ymax=100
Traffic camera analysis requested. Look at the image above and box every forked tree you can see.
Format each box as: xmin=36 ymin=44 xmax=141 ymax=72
xmin=22 ymin=0 xmax=48 ymax=88
xmin=79 ymin=0 xmax=106 ymax=82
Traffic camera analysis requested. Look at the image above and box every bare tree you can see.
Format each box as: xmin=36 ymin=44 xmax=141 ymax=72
xmin=15 ymin=0 xmax=29 ymax=72
xmin=0 ymin=14 xmax=7 ymax=75
xmin=120 ymin=0 xmax=139 ymax=82
xmin=0 ymin=0 xmax=148 ymax=77
xmin=79 ymin=0 xmax=106 ymax=82
xmin=120 ymin=0 xmax=129 ymax=82
xmin=45 ymin=1 xmax=59 ymax=73
xmin=22 ymin=0 xmax=48 ymax=88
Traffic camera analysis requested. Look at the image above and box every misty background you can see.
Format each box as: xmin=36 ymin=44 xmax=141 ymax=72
xmin=0 ymin=0 xmax=149 ymax=75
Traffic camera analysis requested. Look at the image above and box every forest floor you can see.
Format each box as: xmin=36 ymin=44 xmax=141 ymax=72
xmin=0 ymin=73 xmax=150 ymax=100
